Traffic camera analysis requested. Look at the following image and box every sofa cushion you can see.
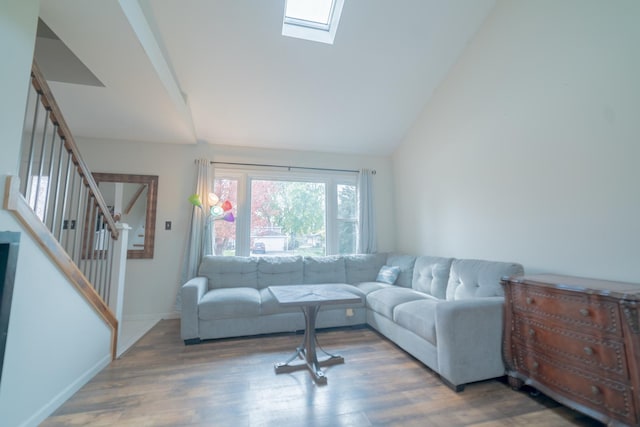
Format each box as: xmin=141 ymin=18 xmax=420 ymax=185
xmin=199 ymin=256 xmax=258 ymax=290
xmin=385 ymin=254 xmax=417 ymax=288
xmin=198 ymin=288 xmax=261 ymax=320
xmin=257 ymin=256 xmax=303 ymax=289
xmin=303 ymin=256 xmax=346 ymax=284
xmin=446 ymin=259 xmax=524 ymax=300
xmin=412 ymin=256 xmax=454 ymax=299
xmin=393 ymin=299 xmax=439 ymax=345
xmin=344 ymin=253 xmax=387 ymax=284
xmin=367 ymin=287 xmax=430 ymax=319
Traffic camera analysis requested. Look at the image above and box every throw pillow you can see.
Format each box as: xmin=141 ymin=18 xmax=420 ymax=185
xmin=377 ymin=265 xmax=400 ymax=285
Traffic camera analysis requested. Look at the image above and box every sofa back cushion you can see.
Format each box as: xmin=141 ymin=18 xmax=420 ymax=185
xmin=385 ymin=254 xmax=417 ymax=288
xmin=303 ymin=256 xmax=346 ymax=284
xmin=344 ymin=253 xmax=387 ymax=284
xmin=257 ymin=256 xmax=303 ymax=288
xmin=411 ymin=256 xmax=454 ymax=299
xmin=199 ymin=256 xmax=258 ymax=290
xmin=446 ymin=259 xmax=524 ymax=300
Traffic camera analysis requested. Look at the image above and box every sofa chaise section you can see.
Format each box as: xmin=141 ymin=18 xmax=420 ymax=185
xmin=366 ymin=256 xmax=524 ymax=390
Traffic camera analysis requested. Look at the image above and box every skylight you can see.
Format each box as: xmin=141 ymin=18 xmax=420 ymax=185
xmin=282 ymin=0 xmax=344 ymax=45
xmin=286 ymin=0 xmax=334 ymax=27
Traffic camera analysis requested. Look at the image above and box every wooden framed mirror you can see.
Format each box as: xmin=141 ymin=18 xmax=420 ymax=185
xmin=92 ymin=173 xmax=158 ymax=259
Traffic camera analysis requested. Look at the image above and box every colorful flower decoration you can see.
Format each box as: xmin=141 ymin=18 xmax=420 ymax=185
xmin=188 ymin=193 xmax=202 ymax=208
xmin=188 ymin=193 xmax=234 ymax=222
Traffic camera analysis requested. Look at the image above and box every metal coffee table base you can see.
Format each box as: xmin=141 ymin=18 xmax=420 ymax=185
xmin=274 ymin=304 xmax=344 ymax=384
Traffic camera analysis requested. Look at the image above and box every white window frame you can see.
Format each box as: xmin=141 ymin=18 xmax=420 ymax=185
xmin=282 ymin=0 xmax=345 ymax=45
xmin=214 ymin=167 xmax=356 ymax=256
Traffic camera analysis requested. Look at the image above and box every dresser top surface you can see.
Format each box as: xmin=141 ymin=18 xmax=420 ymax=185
xmin=506 ymin=274 xmax=640 ymax=299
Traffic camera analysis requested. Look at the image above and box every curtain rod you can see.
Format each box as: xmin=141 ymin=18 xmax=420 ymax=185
xmin=209 ymin=161 xmax=375 ymax=174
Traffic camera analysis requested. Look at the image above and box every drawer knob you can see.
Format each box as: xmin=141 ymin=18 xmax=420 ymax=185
xmin=579 ymin=308 xmax=590 ymax=317
xmin=526 ymin=297 xmax=533 ymax=305
xmin=584 ymin=346 xmax=594 ymax=356
xmin=528 ymin=328 xmax=536 ymax=337
xmin=591 ymin=385 xmax=600 ymax=395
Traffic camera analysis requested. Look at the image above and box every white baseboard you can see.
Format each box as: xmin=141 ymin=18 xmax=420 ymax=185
xmin=122 ymin=311 xmax=179 ymax=321
xmin=161 ymin=311 xmax=180 ymax=320
xmin=122 ymin=313 xmax=161 ymax=322
xmin=21 ymin=354 xmax=111 ymax=427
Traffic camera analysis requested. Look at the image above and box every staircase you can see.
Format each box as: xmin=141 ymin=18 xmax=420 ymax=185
xmin=3 ymin=61 xmax=126 ymax=359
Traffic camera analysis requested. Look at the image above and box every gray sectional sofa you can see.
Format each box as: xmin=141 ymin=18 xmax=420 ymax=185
xmin=181 ymin=253 xmax=523 ymax=391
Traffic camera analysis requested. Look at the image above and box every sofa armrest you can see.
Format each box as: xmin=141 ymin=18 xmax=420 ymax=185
xmin=180 ymin=277 xmax=208 ymax=342
xmin=435 ymin=297 xmax=505 ymax=387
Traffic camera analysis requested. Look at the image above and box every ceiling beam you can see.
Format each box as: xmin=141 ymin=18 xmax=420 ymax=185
xmin=117 ymin=0 xmax=196 ymax=143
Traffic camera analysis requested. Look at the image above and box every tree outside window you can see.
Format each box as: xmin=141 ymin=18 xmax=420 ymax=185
xmin=337 ymin=184 xmax=356 ymax=254
xmin=251 ymin=180 xmax=326 ymax=256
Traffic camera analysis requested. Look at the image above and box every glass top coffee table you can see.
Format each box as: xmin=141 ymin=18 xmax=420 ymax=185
xmin=268 ymin=285 xmax=362 ymax=384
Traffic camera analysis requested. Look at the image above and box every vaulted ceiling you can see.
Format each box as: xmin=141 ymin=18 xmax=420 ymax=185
xmin=37 ymin=0 xmax=495 ymax=155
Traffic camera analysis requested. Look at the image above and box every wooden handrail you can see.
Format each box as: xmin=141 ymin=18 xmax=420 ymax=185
xmin=17 ymin=61 xmax=123 ymax=360
xmin=30 ymin=62 xmax=119 ymax=241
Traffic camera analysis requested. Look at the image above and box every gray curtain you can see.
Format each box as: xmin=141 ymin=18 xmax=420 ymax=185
xmin=177 ymin=159 xmax=212 ymax=309
xmin=357 ymin=168 xmax=376 ymax=254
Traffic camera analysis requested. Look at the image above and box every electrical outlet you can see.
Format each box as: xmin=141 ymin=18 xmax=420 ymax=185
xmin=346 ymin=308 xmax=354 ymax=317
xmin=165 ymin=221 xmax=172 ymax=230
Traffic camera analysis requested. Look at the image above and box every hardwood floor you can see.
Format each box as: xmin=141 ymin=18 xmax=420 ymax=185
xmin=42 ymin=320 xmax=603 ymax=426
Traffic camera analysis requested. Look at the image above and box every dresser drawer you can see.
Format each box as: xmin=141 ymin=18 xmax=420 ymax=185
xmin=511 ymin=284 xmax=622 ymax=336
xmin=513 ymin=315 xmax=629 ymax=381
xmin=515 ymin=347 xmax=637 ymax=425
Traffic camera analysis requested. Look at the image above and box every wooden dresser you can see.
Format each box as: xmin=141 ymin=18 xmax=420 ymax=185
xmin=502 ymin=274 xmax=640 ymax=426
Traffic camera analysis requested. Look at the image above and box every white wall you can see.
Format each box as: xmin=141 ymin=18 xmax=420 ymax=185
xmin=76 ymin=139 xmax=395 ymax=319
xmin=393 ymin=0 xmax=640 ymax=282
xmin=0 ymin=2 xmax=113 ymax=426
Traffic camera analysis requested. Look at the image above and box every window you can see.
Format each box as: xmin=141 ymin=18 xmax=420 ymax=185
xmin=214 ymin=169 xmax=356 ymax=257
xmin=285 ymin=0 xmax=335 ymax=28
xmin=282 ymin=0 xmax=345 ymax=45
xmin=336 ymin=183 xmax=357 ymax=254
